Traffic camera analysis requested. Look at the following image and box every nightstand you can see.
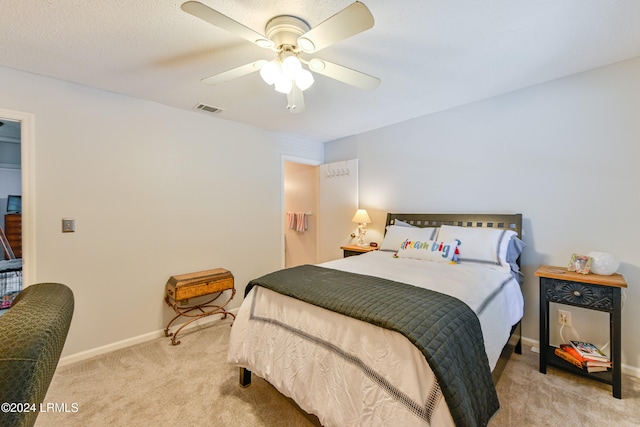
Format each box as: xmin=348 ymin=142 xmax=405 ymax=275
xmin=340 ymin=244 xmax=378 ymax=258
xmin=536 ymin=265 xmax=627 ymax=398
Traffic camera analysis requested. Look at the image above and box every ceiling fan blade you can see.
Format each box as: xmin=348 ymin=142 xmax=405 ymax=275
xmin=181 ymin=1 xmax=274 ymax=49
xmin=297 ymin=1 xmax=374 ymax=53
xmin=201 ymin=60 xmax=266 ymax=85
xmin=308 ymin=58 xmax=380 ymax=91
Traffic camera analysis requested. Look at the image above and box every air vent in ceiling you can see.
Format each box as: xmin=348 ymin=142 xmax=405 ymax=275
xmin=194 ymin=103 xmax=223 ymax=114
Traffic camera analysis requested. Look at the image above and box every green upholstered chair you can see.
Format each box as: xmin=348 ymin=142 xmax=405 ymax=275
xmin=0 ymin=283 xmax=74 ymax=427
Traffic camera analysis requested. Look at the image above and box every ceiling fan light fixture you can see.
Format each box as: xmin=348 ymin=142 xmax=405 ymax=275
xmin=282 ymin=55 xmax=302 ymax=80
xmin=295 ymin=69 xmax=314 ymax=91
xmin=297 ymin=37 xmax=315 ymax=53
xmin=259 ymin=59 xmax=281 ymax=85
xmin=274 ymin=77 xmax=293 ymax=94
xmin=183 ymin=1 xmax=379 ymax=113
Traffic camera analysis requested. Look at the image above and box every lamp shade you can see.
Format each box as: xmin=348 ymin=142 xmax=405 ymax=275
xmin=282 ymin=55 xmax=303 ymax=80
xmin=351 ymin=209 xmax=371 ymax=224
xmin=274 ymin=77 xmax=293 ymax=94
xmin=259 ymin=60 xmax=281 ymax=86
xmin=295 ymin=69 xmax=314 ymax=91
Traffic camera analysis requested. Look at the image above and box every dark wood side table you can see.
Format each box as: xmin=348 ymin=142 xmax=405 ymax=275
xmin=536 ymin=265 xmax=627 ymax=398
xmin=340 ymin=244 xmax=378 ymax=258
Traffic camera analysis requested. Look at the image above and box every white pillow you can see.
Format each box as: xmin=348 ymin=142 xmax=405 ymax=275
xmin=384 ymin=219 xmax=417 ymax=233
xmin=393 ymin=219 xmax=417 ymax=227
xmin=396 ymin=239 xmax=459 ymax=263
xmin=380 ymin=225 xmax=438 ymax=252
xmin=437 ymin=225 xmax=516 ymax=266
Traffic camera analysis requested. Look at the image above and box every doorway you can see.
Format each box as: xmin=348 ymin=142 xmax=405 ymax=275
xmin=283 ymin=159 xmax=320 ymax=268
xmin=282 ymin=157 xmax=359 ymax=267
xmin=0 ymin=120 xmax=22 ymax=258
xmin=0 ymin=108 xmax=35 ymax=286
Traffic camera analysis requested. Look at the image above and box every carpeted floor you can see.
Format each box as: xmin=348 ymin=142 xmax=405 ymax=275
xmin=35 ymin=320 xmax=640 ymax=426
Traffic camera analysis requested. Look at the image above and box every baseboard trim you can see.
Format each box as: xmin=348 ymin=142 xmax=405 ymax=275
xmin=519 ymin=337 xmax=640 ymax=379
xmin=58 ymin=308 xmax=239 ymax=366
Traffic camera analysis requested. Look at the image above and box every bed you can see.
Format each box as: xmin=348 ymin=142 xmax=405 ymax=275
xmin=228 ymin=213 xmax=524 ymax=427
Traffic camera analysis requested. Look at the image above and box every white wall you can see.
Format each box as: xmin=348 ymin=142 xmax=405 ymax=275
xmin=325 ymin=56 xmax=640 ymax=372
xmin=318 ymin=160 xmax=359 ymax=262
xmin=0 ymin=66 xmax=323 ymax=357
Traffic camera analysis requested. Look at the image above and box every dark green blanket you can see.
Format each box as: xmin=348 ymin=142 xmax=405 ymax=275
xmin=246 ymin=264 xmax=499 ymax=427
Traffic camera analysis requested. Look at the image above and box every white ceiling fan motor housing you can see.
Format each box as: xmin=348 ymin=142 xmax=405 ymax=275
xmin=265 ymin=15 xmax=310 ymax=51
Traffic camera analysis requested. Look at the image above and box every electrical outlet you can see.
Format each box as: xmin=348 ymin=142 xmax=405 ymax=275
xmin=558 ymin=309 xmax=572 ymax=326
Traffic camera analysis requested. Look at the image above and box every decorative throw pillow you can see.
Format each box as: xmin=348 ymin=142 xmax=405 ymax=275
xmin=437 ymin=225 xmax=516 ymax=266
xmin=380 ymin=225 xmax=438 ymax=252
xmin=396 ymin=239 xmax=459 ymax=263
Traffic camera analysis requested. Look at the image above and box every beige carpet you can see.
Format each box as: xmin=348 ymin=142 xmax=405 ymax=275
xmin=35 ymin=320 xmax=640 ymax=426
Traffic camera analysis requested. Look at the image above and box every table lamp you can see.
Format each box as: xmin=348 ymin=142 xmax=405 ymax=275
xmin=351 ymin=209 xmax=371 ymax=247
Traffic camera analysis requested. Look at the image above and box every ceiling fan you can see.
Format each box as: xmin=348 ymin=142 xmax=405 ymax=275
xmin=181 ymin=1 xmax=380 ymax=113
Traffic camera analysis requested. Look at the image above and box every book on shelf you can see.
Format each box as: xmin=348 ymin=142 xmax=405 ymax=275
xmin=585 ymin=365 xmax=609 ymax=373
xmin=559 ymin=345 xmax=611 ymax=367
xmin=554 ymin=347 xmax=583 ymax=369
xmin=554 ymin=347 xmax=610 ymax=373
xmin=569 ymin=340 xmax=610 ymax=362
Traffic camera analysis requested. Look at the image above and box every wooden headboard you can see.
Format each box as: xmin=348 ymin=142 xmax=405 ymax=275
xmin=385 ymin=213 xmax=522 ymax=238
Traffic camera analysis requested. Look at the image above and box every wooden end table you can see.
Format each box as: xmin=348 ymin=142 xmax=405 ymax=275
xmin=536 ymin=265 xmax=627 ymax=398
xmin=340 ymin=244 xmax=378 ymax=258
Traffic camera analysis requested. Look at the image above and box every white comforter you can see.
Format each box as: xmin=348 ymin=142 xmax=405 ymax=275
xmin=228 ymin=251 xmax=523 ymax=427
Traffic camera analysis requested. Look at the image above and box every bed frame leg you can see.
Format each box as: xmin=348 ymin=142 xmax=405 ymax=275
xmin=239 ymin=367 xmax=252 ymax=387
xmin=514 ymin=321 xmax=522 ymax=354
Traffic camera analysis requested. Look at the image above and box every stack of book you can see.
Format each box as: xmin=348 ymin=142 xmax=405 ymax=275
xmin=554 ymin=340 xmax=612 ymax=373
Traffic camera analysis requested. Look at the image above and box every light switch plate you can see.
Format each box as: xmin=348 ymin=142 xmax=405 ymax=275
xmin=62 ymin=218 xmax=75 ymax=233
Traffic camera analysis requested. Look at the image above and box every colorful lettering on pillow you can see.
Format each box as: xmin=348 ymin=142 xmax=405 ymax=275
xmin=396 ymin=239 xmax=460 ymax=263
xmin=437 ymin=225 xmax=516 ymax=266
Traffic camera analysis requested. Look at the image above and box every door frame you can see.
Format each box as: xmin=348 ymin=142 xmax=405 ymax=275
xmin=0 ymin=108 xmax=35 ymax=286
xmin=281 ymin=155 xmax=321 ymax=269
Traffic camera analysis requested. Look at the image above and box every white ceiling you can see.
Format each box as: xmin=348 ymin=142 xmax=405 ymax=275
xmin=2 ymin=1 xmax=640 ymax=144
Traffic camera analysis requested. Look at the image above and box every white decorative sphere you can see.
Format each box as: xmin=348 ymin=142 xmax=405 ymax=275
xmin=588 ymin=251 xmax=619 ymax=275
